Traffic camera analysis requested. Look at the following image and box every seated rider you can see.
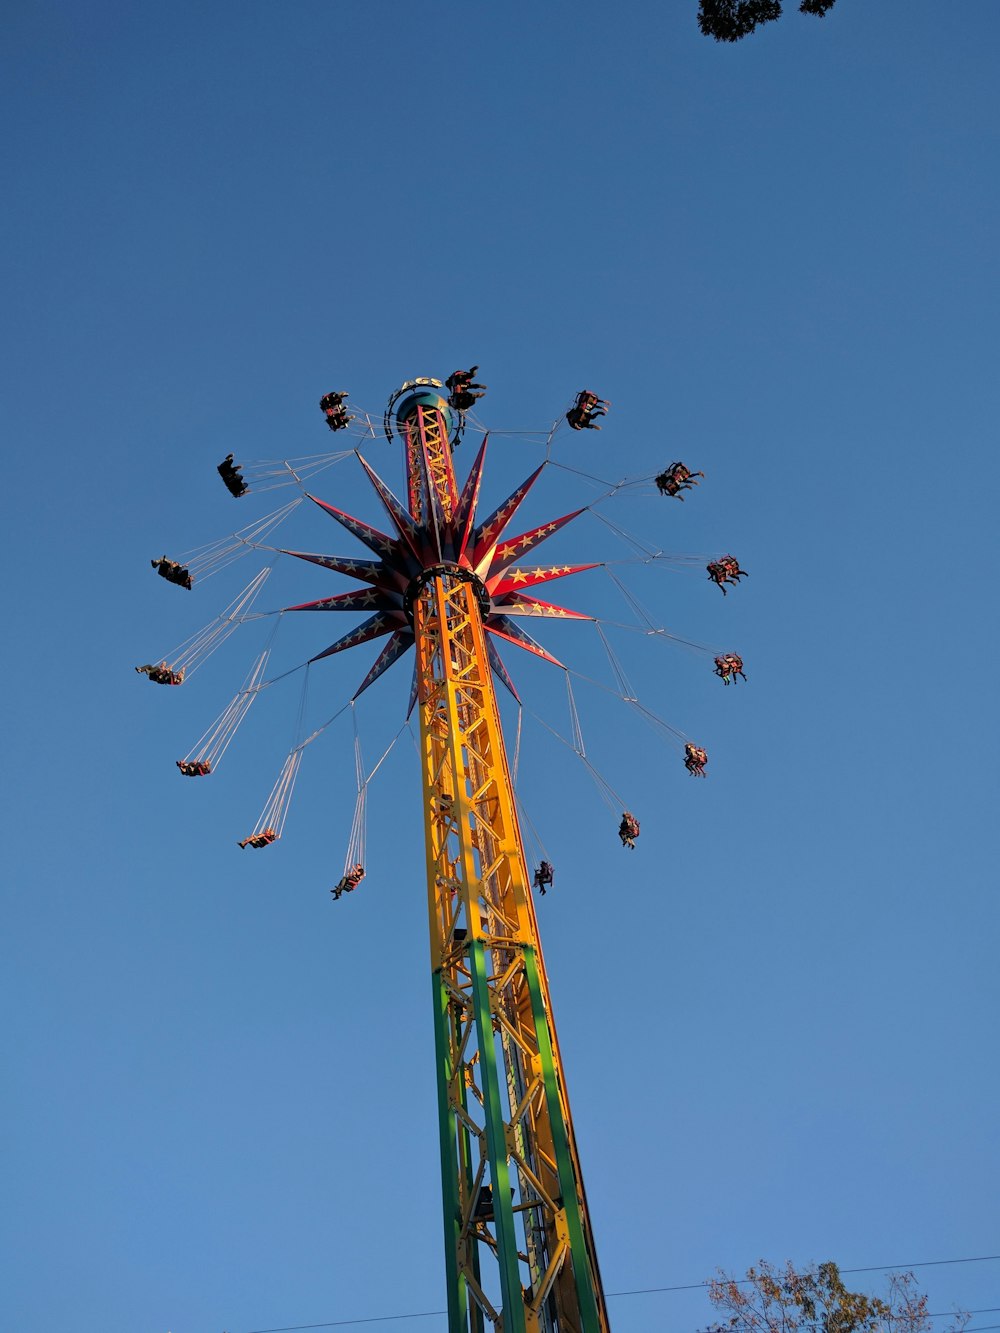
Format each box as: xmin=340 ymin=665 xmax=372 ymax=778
xmin=151 ymin=555 xmax=193 ymax=590
xmin=332 ymin=863 xmax=365 ymax=899
xmin=684 ymin=743 xmax=708 ymax=777
xmin=618 ymin=812 xmax=639 ymax=849
xmin=655 ymin=461 xmax=704 ymax=499
xmin=176 ymin=759 xmax=211 ymax=776
xmin=135 ymin=661 xmax=185 ymax=685
xmin=533 ymin=860 xmax=554 ymax=894
xmin=713 ymin=653 xmax=745 ymax=685
xmin=566 ymin=390 xmax=609 ymax=431
xmin=238 ymin=827 xmax=277 ymax=850
xmin=706 ymin=560 xmax=727 ymax=590
xmin=217 ymin=453 xmax=248 ymax=498
xmin=445 ymin=366 xmax=487 ymax=411
xmin=706 ymin=555 xmax=747 ymax=595
xmin=319 ymin=391 xmax=353 ymax=431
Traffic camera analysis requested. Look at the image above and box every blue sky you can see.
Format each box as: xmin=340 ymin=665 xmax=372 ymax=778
xmin=2 ymin=3 xmax=997 ymax=1332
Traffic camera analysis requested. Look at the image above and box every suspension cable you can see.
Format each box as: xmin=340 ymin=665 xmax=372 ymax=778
xmin=515 ymin=791 xmax=552 ymax=868
xmin=251 ymin=750 xmax=303 ymax=839
xmin=565 ymin=670 xmax=586 ymax=757
xmin=344 ymin=705 xmax=366 ymax=872
xmin=589 ymin=506 xmax=663 ymax=558
xmin=511 ymin=705 xmax=523 ymax=787
xmin=158 ymin=566 xmax=274 ymax=680
xmin=172 ymin=497 xmax=304 ymax=585
xmin=234 ymin=450 xmax=354 ymax=495
xmin=566 ymin=663 xmax=693 ymax=753
xmin=247 ymin=664 xmax=314 ymax=839
xmin=596 ymin=614 xmax=717 ymax=656
xmin=524 ymin=704 xmax=627 ymax=815
xmin=605 ymin=566 xmax=662 ymax=633
xmin=343 ymin=715 xmax=409 ymax=874
xmin=180 ymin=614 xmax=285 ymax=771
xmin=594 ymin=622 xmax=637 ymax=701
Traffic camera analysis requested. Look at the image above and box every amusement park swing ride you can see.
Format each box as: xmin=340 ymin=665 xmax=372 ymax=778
xmin=137 ymin=371 xmax=749 ymax=1333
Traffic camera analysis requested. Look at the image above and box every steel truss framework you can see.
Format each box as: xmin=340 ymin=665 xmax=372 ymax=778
xmin=405 ymin=399 xmax=609 ymax=1333
xmin=273 ymin=384 xmax=609 ymax=1332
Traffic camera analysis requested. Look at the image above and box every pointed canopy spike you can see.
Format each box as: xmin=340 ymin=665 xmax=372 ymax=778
xmin=352 ymin=630 xmax=415 ymax=700
xmin=355 ymin=452 xmax=425 ymax=559
xmin=488 ymin=561 xmax=601 ymax=596
xmin=281 ymin=550 xmax=385 ymax=586
xmin=309 ymin=613 xmax=395 ymax=664
xmin=306 ymin=493 xmax=399 ymax=559
xmin=484 ymin=508 xmax=586 ymax=579
xmin=492 ymin=594 xmax=593 ymax=621
xmin=469 ymin=463 xmax=547 ymax=566
xmin=485 ymin=616 xmax=566 ymax=669
xmin=454 ymin=435 xmax=489 ymax=560
xmin=486 ymin=637 xmax=521 ymax=704
xmin=284 ymin=589 xmax=403 ymax=613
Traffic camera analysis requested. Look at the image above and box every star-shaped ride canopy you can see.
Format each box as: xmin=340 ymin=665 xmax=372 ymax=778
xmin=281 ymin=441 xmax=598 ymax=702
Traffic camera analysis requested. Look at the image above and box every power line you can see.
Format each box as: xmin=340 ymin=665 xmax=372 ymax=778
xmin=606 ymin=1259 xmax=1000 ymax=1300
xmin=240 ymin=1255 xmax=1000 ymax=1333
xmin=845 ymin=1262 xmax=1000 ymax=1278
xmin=245 ymin=1315 xmax=443 ymax=1332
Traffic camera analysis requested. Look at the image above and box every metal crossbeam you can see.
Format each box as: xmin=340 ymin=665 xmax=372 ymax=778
xmin=404 ymin=404 xmax=459 ymax=529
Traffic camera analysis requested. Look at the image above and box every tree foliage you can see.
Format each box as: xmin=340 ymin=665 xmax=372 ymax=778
xmin=701 ymin=1262 xmax=970 ymax=1333
xmin=698 ymin=0 xmax=838 ymax=42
